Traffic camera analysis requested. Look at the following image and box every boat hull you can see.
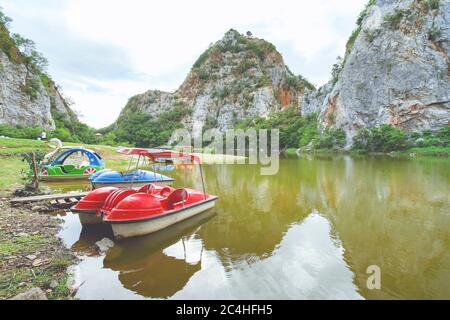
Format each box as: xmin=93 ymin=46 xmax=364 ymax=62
xmin=91 ymin=180 xmax=173 ymax=189
xmin=108 ymin=199 xmax=217 ymax=239
xmin=40 ymin=175 xmax=91 ymax=182
xmin=78 ymin=212 xmax=102 ymax=225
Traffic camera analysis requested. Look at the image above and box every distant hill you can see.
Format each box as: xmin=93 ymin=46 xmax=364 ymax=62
xmin=106 ymin=29 xmax=315 ymax=145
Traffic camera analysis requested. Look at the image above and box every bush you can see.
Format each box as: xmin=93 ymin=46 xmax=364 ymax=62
xmin=0 ymin=124 xmax=43 ymax=139
xmin=353 ymin=125 xmax=409 ymax=152
xmin=384 ymin=9 xmax=409 ymax=30
xmin=313 ymin=128 xmax=346 ymax=149
xmin=111 ymin=104 xmax=192 ymax=147
xmin=422 ymin=0 xmax=441 ymax=11
xmin=192 ymin=47 xmax=212 ymax=69
xmin=411 ymin=126 xmax=450 ymax=147
xmin=236 ymin=109 xmax=320 ymax=150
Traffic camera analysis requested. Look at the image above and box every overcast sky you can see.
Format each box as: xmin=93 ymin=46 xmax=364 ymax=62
xmin=2 ymin=0 xmax=366 ymax=128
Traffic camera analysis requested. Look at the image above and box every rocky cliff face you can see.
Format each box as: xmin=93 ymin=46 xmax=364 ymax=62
xmin=0 ymin=24 xmax=78 ymax=130
xmin=116 ymin=29 xmax=314 ymax=137
xmin=302 ymin=0 xmax=450 ymax=144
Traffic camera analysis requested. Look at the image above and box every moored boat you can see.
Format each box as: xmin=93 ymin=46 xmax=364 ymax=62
xmin=90 ymin=169 xmax=174 ymax=189
xmin=89 ymin=148 xmax=174 ymax=189
xmin=71 ymin=148 xmax=218 ymax=238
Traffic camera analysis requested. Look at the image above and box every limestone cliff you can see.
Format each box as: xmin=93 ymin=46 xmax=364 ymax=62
xmin=115 ymin=29 xmax=314 ymax=137
xmin=302 ymin=0 xmax=450 ymax=144
xmin=0 ymin=21 xmax=78 ymax=130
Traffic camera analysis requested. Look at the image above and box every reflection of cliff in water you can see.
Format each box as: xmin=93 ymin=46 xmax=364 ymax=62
xmin=102 ymin=211 xmax=215 ymax=298
xmin=296 ymin=155 xmax=450 ymax=299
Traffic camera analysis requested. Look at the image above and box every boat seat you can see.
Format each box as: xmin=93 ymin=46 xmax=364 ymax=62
xmin=163 ymin=189 xmax=188 ymax=210
xmin=138 ymin=184 xmax=156 ymax=194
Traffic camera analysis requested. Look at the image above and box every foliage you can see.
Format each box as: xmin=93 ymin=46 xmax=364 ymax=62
xmin=197 ymin=68 xmax=210 ymax=80
xmin=192 ymin=47 xmax=212 ymax=69
xmin=313 ymin=128 xmax=346 ymax=149
xmin=21 ymin=151 xmax=46 ymax=169
xmin=356 ymin=0 xmax=376 ymax=27
xmin=428 ymin=23 xmax=442 ymax=41
xmin=383 ymin=9 xmax=410 ymax=30
xmin=298 ymin=114 xmax=319 ymax=147
xmin=111 ymin=104 xmax=192 ymax=147
xmin=353 ymin=125 xmax=409 ymax=152
xmin=236 ymin=109 xmax=317 ymax=150
xmin=331 ymin=56 xmax=344 ymax=85
xmin=235 ymin=59 xmax=257 ymax=74
xmin=410 ymin=126 xmax=450 ymax=147
xmin=421 ymin=0 xmax=441 ymax=11
xmin=0 ymin=124 xmax=43 ymax=139
xmin=346 ymin=27 xmax=361 ymax=54
xmin=51 ymin=111 xmax=97 ymax=144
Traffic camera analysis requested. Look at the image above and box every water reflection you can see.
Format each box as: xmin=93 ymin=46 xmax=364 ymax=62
xmin=103 ymin=211 xmax=215 ymax=298
xmin=55 ymin=155 xmax=450 ymax=299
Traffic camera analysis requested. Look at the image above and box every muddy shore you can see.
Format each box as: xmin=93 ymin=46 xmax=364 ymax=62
xmin=0 ymin=195 xmax=78 ymax=300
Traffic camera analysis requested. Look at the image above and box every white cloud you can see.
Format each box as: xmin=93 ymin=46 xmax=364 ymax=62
xmin=2 ymin=0 xmax=366 ymax=128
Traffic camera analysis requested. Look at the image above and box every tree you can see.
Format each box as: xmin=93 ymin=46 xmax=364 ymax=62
xmin=331 ymin=56 xmax=344 ymax=85
xmin=0 ymin=7 xmax=12 ymax=26
xmin=246 ymin=31 xmax=253 ymax=38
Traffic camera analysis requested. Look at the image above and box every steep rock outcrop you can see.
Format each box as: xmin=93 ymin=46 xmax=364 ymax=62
xmin=0 ymin=23 xmax=78 ymax=130
xmin=115 ymin=29 xmax=314 ymax=137
xmin=313 ymin=0 xmax=450 ymax=144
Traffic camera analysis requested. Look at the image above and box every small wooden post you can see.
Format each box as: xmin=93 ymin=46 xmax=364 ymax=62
xmin=31 ymin=152 xmax=39 ymax=191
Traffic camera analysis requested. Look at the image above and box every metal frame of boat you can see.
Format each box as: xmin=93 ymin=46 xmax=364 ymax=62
xmin=89 ymin=148 xmax=174 ymax=189
xmin=72 ymin=148 xmax=218 ymax=239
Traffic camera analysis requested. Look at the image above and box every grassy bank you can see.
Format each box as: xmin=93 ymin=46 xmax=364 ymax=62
xmin=284 ymin=146 xmax=450 ymax=157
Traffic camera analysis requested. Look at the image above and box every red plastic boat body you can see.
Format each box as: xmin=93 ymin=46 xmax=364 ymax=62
xmin=71 ymin=148 xmax=218 ymax=238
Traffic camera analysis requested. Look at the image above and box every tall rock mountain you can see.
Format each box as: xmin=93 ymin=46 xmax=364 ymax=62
xmin=115 ymin=29 xmax=314 ymax=137
xmin=0 ymin=21 xmax=78 ymax=130
xmin=302 ymin=0 xmax=450 ymax=144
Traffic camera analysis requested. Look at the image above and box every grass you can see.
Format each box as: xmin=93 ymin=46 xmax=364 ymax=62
xmin=0 ymin=235 xmax=48 ymax=256
xmin=0 ymin=257 xmax=73 ymax=299
xmin=0 ymin=137 xmax=46 ymax=154
xmin=406 ymin=146 xmax=450 ymax=157
xmin=0 ymin=156 xmax=28 ymax=192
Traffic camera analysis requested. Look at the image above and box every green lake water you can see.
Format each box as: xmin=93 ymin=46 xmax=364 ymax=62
xmin=55 ymin=155 xmax=450 ymax=299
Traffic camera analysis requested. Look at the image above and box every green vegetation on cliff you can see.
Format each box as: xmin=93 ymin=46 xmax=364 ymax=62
xmin=102 ymin=104 xmax=193 ymax=148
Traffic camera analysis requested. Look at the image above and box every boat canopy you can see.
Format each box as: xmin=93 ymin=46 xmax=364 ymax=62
xmin=50 ymin=148 xmax=105 ymax=167
xmin=116 ymin=147 xmax=201 ymax=163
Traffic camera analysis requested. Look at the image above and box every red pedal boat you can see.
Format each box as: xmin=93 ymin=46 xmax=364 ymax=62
xmin=71 ymin=148 xmax=218 ymax=239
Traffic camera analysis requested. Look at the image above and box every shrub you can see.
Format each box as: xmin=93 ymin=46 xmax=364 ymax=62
xmin=313 ymin=128 xmax=346 ymax=149
xmin=428 ymin=24 xmax=442 ymax=41
xmin=298 ymin=114 xmax=319 ymax=147
xmin=356 ymin=0 xmax=376 ymax=27
xmin=411 ymin=126 xmax=450 ymax=147
xmin=384 ymin=9 xmax=409 ymax=30
xmin=346 ymin=27 xmax=361 ymax=54
xmin=0 ymin=124 xmax=43 ymax=139
xmin=111 ymin=104 xmax=192 ymax=147
xmin=331 ymin=56 xmax=344 ymax=85
xmin=353 ymin=125 xmax=409 ymax=152
xmin=197 ymin=68 xmax=210 ymax=81
xmin=421 ymin=0 xmax=441 ymax=12
xmin=192 ymin=47 xmax=212 ymax=69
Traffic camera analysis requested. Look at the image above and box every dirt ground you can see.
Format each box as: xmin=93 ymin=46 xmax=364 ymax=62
xmin=0 ymin=196 xmax=78 ymax=300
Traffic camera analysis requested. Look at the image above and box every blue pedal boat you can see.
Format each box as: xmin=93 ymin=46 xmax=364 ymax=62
xmin=89 ymin=169 xmax=174 ymax=189
xmin=89 ymin=148 xmax=174 ymax=189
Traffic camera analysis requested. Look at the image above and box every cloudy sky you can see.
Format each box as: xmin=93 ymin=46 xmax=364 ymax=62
xmin=2 ymin=0 xmax=366 ymax=128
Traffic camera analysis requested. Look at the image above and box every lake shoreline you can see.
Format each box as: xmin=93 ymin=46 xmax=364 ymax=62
xmin=0 ymin=194 xmax=79 ymax=300
xmin=284 ymin=146 xmax=450 ymax=158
